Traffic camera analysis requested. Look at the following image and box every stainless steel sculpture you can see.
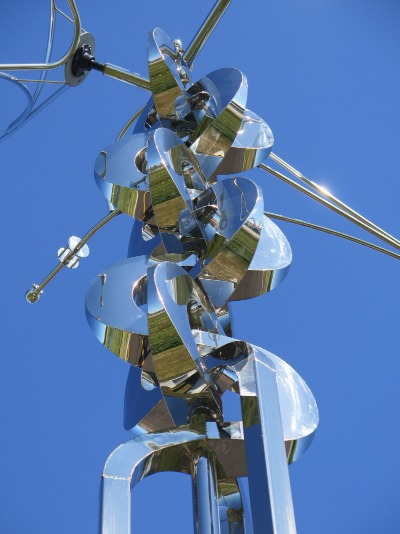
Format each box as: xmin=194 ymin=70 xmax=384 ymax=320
xmin=84 ymin=29 xmax=319 ymax=531
xmin=2 ymin=1 xmax=399 ymax=532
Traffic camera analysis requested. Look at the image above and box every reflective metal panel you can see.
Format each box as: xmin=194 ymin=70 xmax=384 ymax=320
xmin=85 ymin=256 xmax=153 ymax=370
xmin=84 ymin=18 xmax=319 ymax=534
xmin=148 ymin=28 xmax=191 ymax=121
xmin=215 ymin=110 xmax=274 ymax=175
xmin=229 ymin=214 xmax=292 ymax=301
xmin=101 ymin=422 xmax=248 ymax=534
xmin=94 ymin=133 xmax=152 ymax=219
xmin=218 ymin=477 xmax=245 ymax=534
xmin=187 ymin=68 xmax=248 ymax=178
xmin=237 ymin=351 xmax=296 ymax=533
xmin=195 ymin=177 xmax=264 ymax=307
xmin=147 ymin=261 xmax=223 ymax=425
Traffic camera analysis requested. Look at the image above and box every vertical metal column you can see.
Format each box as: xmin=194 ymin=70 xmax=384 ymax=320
xmin=101 ymin=477 xmax=131 ymax=534
xmin=192 ymin=454 xmax=221 ymax=534
xmin=238 ymin=353 xmax=296 ymax=534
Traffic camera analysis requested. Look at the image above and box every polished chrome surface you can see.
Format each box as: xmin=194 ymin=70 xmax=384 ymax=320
xmin=216 ymin=110 xmax=274 ymax=175
xmin=236 ymin=350 xmax=296 ymax=533
xmin=58 ymin=235 xmax=90 ymax=269
xmin=102 ymin=63 xmax=151 ymax=91
xmin=260 ymin=161 xmax=400 ymax=253
xmin=183 ymin=0 xmax=232 ymax=69
xmin=101 ymin=352 xmax=317 ymax=533
xmin=265 ymin=211 xmax=400 ymax=261
xmin=101 ymin=421 xmax=246 ymax=534
xmin=148 ymin=28 xmax=190 ymax=121
xmin=147 ymin=128 xmax=206 ymax=233
xmin=192 ymin=454 xmax=221 ymax=534
xmin=270 ymin=152 xmax=400 ymax=249
xmin=94 ymin=134 xmax=151 ymax=218
xmin=218 ymin=477 xmax=246 ymax=533
xmin=187 ymin=68 xmax=248 ymax=179
xmin=86 ymin=255 xmax=153 ymax=365
xmin=12 ymin=3 xmax=333 ymax=532
xmin=229 ymin=215 xmax=292 ymax=301
xmin=26 ymin=209 xmax=120 ymax=303
xmin=147 ymin=261 xmax=224 ymax=425
xmin=82 ymin=20 xmax=318 ymax=529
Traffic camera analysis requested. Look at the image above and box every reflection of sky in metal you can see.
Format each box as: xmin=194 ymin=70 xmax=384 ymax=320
xmin=1 ymin=1 xmax=399 ymax=532
xmin=249 ymin=215 xmax=292 ymax=271
xmin=272 ymin=351 xmax=318 ymax=438
xmin=86 ymin=256 xmax=151 ymax=332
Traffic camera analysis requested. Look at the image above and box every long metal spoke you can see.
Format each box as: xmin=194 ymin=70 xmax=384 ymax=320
xmin=32 ymin=0 xmax=56 ymax=103
xmin=15 ymin=78 xmax=67 ymax=84
xmin=117 ymin=105 xmax=146 ymax=139
xmin=270 ymin=152 xmax=400 ymax=248
xmin=183 ymin=0 xmax=232 ymax=69
xmin=26 ymin=209 xmax=121 ymax=303
xmin=259 ymin=163 xmax=400 ymax=252
xmin=100 ymin=64 xmax=151 ymax=91
xmin=265 ymin=212 xmax=400 ymax=260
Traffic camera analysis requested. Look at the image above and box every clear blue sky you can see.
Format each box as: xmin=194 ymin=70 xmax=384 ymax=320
xmin=1 ymin=1 xmax=399 ymax=532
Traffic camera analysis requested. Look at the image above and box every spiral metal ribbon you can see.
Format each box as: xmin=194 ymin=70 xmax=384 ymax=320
xmin=86 ymin=27 xmax=318 ymax=534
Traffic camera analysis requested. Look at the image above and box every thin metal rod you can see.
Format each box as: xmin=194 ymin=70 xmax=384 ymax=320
xmin=78 ymin=209 xmax=121 ymax=245
xmin=54 ymin=5 xmax=75 ymax=24
xmin=26 ymin=209 xmax=121 ymax=302
xmin=183 ymin=0 xmax=232 ymax=69
xmin=0 ymin=0 xmax=81 ymax=71
xmin=117 ymin=105 xmax=146 ymax=139
xmin=15 ymin=78 xmax=67 ymax=85
xmin=54 ymin=4 xmax=87 ymax=32
xmin=101 ymin=64 xmax=151 ymax=91
xmin=0 ymin=74 xmax=33 ymax=141
xmin=20 ymin=84 xmax=68 ymax=122
xmin=32 ymin=0 xmax=56 ymax=103
xmin=2 ymin=85 xmax=68 ymax=143
xmin=270 ymin=152 xmax=400 ymax=248
xmin=259 ymin=163 xmax=400 ymax=252
xmin=265 ymin=212 xmax=400 ymax=261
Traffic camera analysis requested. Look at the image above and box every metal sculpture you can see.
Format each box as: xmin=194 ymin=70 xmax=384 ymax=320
xmin=83 ymin=31 xmax=319 ymax=532
xmin=2 ymin=1 xmax=399 ymax=533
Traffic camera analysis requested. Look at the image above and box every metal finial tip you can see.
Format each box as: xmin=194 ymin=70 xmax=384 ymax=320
xmin=25 ymin=284 xmax=42 ymax=304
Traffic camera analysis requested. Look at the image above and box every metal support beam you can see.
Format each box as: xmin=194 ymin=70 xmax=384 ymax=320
xmin=192 ymin=454 xmax=221 ymax=534
xmin=237 ymin=352 xmax=297 ymax=534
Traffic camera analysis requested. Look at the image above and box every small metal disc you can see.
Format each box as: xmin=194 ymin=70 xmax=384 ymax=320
xmin=64 ymin=32 xmax=96 ymax=87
